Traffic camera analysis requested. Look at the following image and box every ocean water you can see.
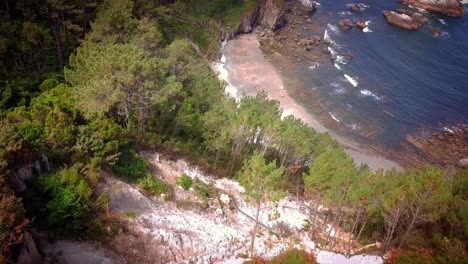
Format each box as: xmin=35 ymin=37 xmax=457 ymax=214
xmin=287 ymin=0 xmax=468 ymax=149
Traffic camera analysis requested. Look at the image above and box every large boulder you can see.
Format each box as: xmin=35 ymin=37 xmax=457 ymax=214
xmin=298 ymin=0 xmax=317 ymax=13
xmin=398 ymin=0 xmax=465 ymax=17
xmin=383 ymin=10 xmax=428 ymax=30
xmin=236 ymin=0 xmax=287 ymax=34
xmin=339 ymin=19 xmax=354 ymax=29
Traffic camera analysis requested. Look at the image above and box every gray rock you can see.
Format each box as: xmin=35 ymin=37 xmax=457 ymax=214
xmin=459 ymin=158 xmax=468 ymax=167
xmin=17 ymin=232 xmax=42 ymax=264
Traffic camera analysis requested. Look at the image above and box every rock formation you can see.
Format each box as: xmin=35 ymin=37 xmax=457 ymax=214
xmin=339 ymin=19 xmax=354 ymax=29
xmin=350 ymin=4 xmax=362 ymax=13
xmin=10 ymin=153 xmax=50 ymax=192
xmin=298 ymin=0 xmax=317 ymax=13
xmin=236 ymin=0 xmax=287 ymax=34
xmin=398 ymin=0 xmax=465 ymax=17
xmin=383 ymin=10 xmax=428 ymax=30
xmin=17 ymin=232 xmax=42 ymax=264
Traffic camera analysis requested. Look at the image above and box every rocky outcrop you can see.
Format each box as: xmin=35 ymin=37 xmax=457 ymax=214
xmin=356 ymin=21 xmax=367 ymax=30
xmin=236 ymin=0 xmax=287 ymax=34
xmin=350 ymin=4 xmax=362 ymax=12
xmin=399 ymin=0 xmax=465 ymax=17
xmin=298 ymin=0 xmax=317 ymax=13
xmin=383 ymin=10 xmax=428 ymax=30
xmin=339 ymin=19 xmax=354 ymax=29
xmin=17 ymin=232 xmax=42 ymax=264
xmin=10 ymin=153 xmax=50 ymax=192
xmin=402 ymin=124 xmax=468 ymax=168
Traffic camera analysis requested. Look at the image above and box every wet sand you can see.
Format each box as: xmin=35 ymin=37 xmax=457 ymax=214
xmin=221 ymin=34 xmax=402 ymax=171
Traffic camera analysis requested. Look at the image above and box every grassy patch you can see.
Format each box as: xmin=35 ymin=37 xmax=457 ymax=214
xmin=178 ymin=174 xmax=193 ymax=190
xmin=138 ymin=175 xmax=169 ymax=196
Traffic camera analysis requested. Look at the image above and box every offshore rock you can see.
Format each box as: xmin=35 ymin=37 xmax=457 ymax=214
xmin=339 ymin=19 xmax=354 ymax=29
xmin=383 ymin=10 xmax=428 ymax=30
xmin=236 ymin=0 xmax=287 ymax=33
xmin=399 ymin=0 xmax=465 ymax=17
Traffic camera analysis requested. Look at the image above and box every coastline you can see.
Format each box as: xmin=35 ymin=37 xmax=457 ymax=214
xmin=215 ymin=34 xmax=402 ymax=172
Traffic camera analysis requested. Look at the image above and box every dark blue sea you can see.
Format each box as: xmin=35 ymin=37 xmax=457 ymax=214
xmin=286 ymin=0 xmax=468 ymax=150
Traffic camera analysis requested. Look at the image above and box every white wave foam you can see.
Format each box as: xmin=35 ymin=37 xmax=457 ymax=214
xmin=213 ymin=55 xmax=240 ymax=101
xmin=336 ymin=55 xmax=348 ymax=65
xmin=324 ymin=30 xmax=330 ymax=42
xmin=346 ymin=123 xmax=360 ymax=130
xmin=408 ymin=5 xmax=428 ymax=13
xmin=334 ymin=63 xmax=342 ymax=70
xmin=334 ymin=87 xmax=346 ymax=94
xmin=344 ymin=74 xmax=358 ymax=87
xmin=363 ymin=21 xmax=372 ymax=32
xmin=329 ymin=112 xmax=340 ymax=122
xmin=439 ymin=19 xmax=447 ymax=26
xmin=327 ymin=24 xmax=340 ymax=34
xmin=339 ymin=11 xmax=352 ymax=15
xmin=360 ymin=89 xmax=383 ymax=100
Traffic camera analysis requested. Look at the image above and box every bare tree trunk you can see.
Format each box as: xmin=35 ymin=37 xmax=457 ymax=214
xmin=398 ymin=206 xmax=420 ymax=248
xmin=50 ymin=18 xmax=65 ymax=69
xmin=310 ymin=197 xmax=321 ymax=239
xmin=381 ymin=208 xmax=401 ymax=255
xmin=250 ymin=202 xmax=261 ymax=257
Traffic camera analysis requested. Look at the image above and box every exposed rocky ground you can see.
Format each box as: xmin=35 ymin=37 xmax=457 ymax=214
xmin=402 ymin=123 xmax=468 ymax=169
xmin=36 ymin=152 xmax=383 ymax=264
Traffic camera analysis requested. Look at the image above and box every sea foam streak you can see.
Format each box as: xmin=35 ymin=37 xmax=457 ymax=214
xmin=344 ymin=74 xmax=358 ymax=87
xmin=329 ymin=112 xmax=340 ymax=122
xmin=360 ymin=89 xmax=383 ymax=100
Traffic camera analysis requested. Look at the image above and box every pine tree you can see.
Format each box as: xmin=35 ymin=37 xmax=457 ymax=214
xmin=238 ymin=151 xmax=286 ymax=256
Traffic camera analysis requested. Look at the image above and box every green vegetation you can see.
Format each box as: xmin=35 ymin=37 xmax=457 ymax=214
xmin=138 ymin=175 xmax=168 ymax=196
xmin=245 ymin=249 xmax=318 ymax=264
xmin=112 ymin=147 xmax=148 ymax=182
xmin=178 ymin=174 xmax=193 ymax=191
xmin=238 ymin=151 xmax=287 ymax=256
xmin=0 ymin=0 xmax=466 ymax=262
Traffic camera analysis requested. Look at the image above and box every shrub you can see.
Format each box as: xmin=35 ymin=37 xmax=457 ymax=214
xmin=178 ymin=174 xmax=193 ymax=190
xmin=138 ymin=175 xmax=168 ymax=196
xmin=386 ymin=249 xmax=434 ymax=264
xmin=39 ymin=165 xmax=94 ymax=234
xmin=244 ymin=249 xmax=317 ymax=264
xmin=112 ymin=146 xmax=147 ymax=182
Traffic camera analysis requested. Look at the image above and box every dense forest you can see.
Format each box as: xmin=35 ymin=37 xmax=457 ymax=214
xmin=0 ymin=0 xmax=466 ymax=263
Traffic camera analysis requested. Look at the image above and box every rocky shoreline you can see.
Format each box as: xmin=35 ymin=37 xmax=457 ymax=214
xmin=223 ymin=0 xmax=467 ymax=170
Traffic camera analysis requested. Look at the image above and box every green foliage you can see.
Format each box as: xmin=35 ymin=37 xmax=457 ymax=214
xmin=386 ymin=249 xmax=434 ymax=264
xmin=238 ymin=151 xmax=286 ymax=204
xmin=178 ymin=174 xmax=193 ymax=191
xmin=39 ymin=165 xmax=95 ymax=234
xmin=112 ymin=147 xmax=147 ymax=182
xmin=138 ymin=175 xmax=168 ymax=196
xmin=244 ymin=249 xmax=318 ymax=264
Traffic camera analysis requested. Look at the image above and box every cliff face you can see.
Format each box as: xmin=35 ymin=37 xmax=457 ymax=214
xmin=399 ymin=0 xmax=465 ymax=17
xmin=236 ymin=0 xmax=287 ymax=34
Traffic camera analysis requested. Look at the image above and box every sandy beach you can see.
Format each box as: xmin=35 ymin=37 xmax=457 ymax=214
xmin=218 ymin=34 xmax=402 ymax=171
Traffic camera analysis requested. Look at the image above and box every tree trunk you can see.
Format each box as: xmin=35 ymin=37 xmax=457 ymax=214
xmin=50 ymin=18 xmax=65 ymax=69
xmin=250 ymin=202 xmax=262 ymax=257
xmin=398 ymin=206 xmax=420 ymax=248
xmin=381 ymin=208 xmax=401 ymax=255
xmin=310 ymin=197 xmax=321 ymax=239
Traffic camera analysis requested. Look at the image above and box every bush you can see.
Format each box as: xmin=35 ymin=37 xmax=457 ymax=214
xmin=39 ymin=165 xmax=95 ymax=234
xmin=178 ymin=174 xmax=193 ymax=190
xmin=138 ymin=175 xmax=168 ymax=196
xmin=244 ymin=249 xmax=317 ymax=264
xmin=112 ymin=146 xmax=147 ymax=182
xmin=386 ymin=249 xmax=434 ymax=264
